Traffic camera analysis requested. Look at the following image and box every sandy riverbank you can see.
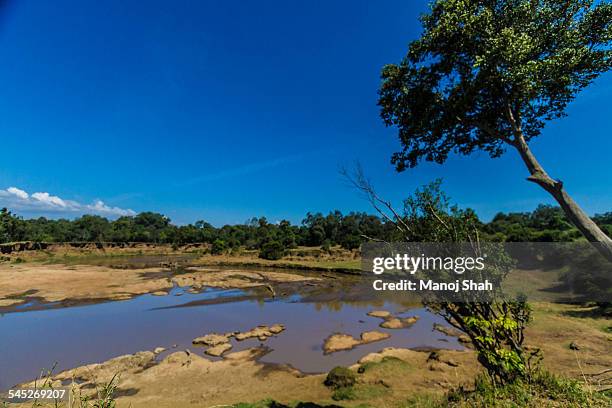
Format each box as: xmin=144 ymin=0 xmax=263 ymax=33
xmin=2 ymin=250 xmax=610 ymax=406
xmin=6 ymin=300 xmax=609 ymax=407
xmin=0 ymin=262 xmax=321 ymax=310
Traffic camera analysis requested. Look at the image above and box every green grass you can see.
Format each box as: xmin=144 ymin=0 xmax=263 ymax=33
xmin=531 ymin=302 xmax=612 ymax=334
xmin=331 ymin=384 xmax=390 ymax=402
xmin=441 ymin=370 xmax=610 ymax=408
xmin=234 ymin=370 xmax=610 ymax=408
xmin=357 ymin=356 xmax=413 ymax=375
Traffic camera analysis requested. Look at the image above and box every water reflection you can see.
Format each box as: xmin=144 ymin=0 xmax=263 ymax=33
xmin=0 ymin=280 xmax=461 ymax=391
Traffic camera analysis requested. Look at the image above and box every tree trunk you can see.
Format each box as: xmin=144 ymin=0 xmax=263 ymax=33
xmin=510 ymin=132 xmax=612 ymax=262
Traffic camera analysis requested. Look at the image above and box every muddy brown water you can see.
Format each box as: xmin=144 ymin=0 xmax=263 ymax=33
xmin=0 ymin=264 xmax=462 ymax=391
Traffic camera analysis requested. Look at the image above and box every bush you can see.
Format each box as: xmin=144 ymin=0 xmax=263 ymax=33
xmin=211 ymin=239 xmax=227 ymax=255
xmin=259 ymin=241 xmax=285 ymax=260
xmin=331 ymin=386 xmax=356 ymax=401
xmin=324 ymin=366 xmax=356 ymax=389
xmin=321 ymin=239 xmax=332 ymax=252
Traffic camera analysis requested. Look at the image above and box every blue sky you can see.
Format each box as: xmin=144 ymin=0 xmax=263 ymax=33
xmin=0 ymin=0 xmax=610 ymax=225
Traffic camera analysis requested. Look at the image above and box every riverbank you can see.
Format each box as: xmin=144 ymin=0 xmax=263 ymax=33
xmin=1 ymin=248 xmax=609 ymax=407
xmin=0 ymin=262 xmax=330 ymax=311
xmin=8 ymin=302 xmax=610 ymax=407
xmin=14 ymin=346 xmax=479 ymax=408
xmin=0 ymin=243 xmax=361 ymax=311
xmin=0 ymin=242 xmax=360 ymax=271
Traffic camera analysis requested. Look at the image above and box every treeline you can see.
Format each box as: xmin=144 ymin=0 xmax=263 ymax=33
xmin=484 ymin=205 xmax=612 ymax=242
xmin=0 ymin=209 xmax=392 ymax=251
xmin=1 ymin=205 xmax=611 ymax=251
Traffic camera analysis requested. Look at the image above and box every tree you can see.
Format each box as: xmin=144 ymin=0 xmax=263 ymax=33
xmin=0 ymin=208 xmax=26 ymax=243
xmin=347 ymin=172 xmax=535 ymax=384
xmin=278 ymin=220 xmax=298 ymax=248
xmin=110 ymin=216 xmax=135 ymax=242
xmin=132 ymin=212 xmax=171 ymax=243
xmin=378 ymin=0 xmax=612 ymax=260
xmin=302 ymin=212 xmax=327 ymax=246
xmin=73 ymin=215 xmax=111 ymax=242
xmin=259 ymin=240 xmax=285 ymax=260
xmin=400 ymin=182 xmax=533 ymax=384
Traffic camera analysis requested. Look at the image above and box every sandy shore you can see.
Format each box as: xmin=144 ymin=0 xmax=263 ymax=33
xmin=7 ymin=301 xmax=609 ymax=407
xmin=16 ymin=344 xmax=480 ymax=407
xmin=0 ymin=263 xmax=320 ymax=310
xmin=2 ymin=257 xmax=610 ymax=406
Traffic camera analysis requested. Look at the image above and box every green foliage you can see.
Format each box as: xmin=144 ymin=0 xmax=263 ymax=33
xmin=211 ymin=239 xmax=228 ymax=255
xmin=0 ymin=200 xmax=609 ymax=251
xmin=0 ymin=208 xmax=394 ymax=251
xmin=301 ymin=211 xmax=388 ymax=249
xmin=484 ymin=205 xmax=583 ymax=242
xmin=321 ymin=239 xmax=331 ymax=252
xmin=259 ymin=240 xmax=286 ymax=260
xmin=376 ymin=0 xmax=612 ymax=261
xmin=331 ymin=386 xmax=356 ymax=401
xmin=324 ymin=366 xmax=357 ymax=389
xmin=0 ymin=208 xmax=27 ymax=243
xmin=378 ymin=0 xmax=612 ymax=171
xmin=397 ymin=181 xmax=535 ymax=384
xmin=73 ymin=215 xmax=111 ymax=242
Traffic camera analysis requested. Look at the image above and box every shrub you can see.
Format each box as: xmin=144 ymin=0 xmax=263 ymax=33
xmin=331 ymin=386 xmax=356 ymax=401
xmin=324 ymin=366 xmax=356 ymax=389
xmin=211 ymin=239 xmax=227 ymax=255
xmin=321 ymin=240 xmax=332 ymax=252
xmin=259 ymin=241 xmax=285 ymax=260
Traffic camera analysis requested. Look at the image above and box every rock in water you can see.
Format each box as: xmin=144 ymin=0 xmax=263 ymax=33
xmin=234 ymin=324 xmax=285 ymax=341
xmin=323 ymin=331 xmax=391 ymax=354
xmin=205 ymin=343 xmax=233 ymax=357
xmin=360 ymin=331 xmax=391 ymax=343
xmin=367 ymin=310 xmax=392 ymax=319
xmin=323 ymin=334 xmax=361 ymax=354
xmin=192 ymin=333 xmax=231 ymax=346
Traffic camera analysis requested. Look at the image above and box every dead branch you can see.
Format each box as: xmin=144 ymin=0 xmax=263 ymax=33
xmin=341 ymin=164 xmax=412 ymax=237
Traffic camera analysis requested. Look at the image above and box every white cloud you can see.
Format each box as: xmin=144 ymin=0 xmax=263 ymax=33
xmin=7 ymin=187 xmax=29 ymax=200
xmin=86 ymin=200 xmax=136 ymax=217
xmin=31 ymin=192 xmax=70 ymax=208
xmin=0 ymin=186 xmax=136 ymax=218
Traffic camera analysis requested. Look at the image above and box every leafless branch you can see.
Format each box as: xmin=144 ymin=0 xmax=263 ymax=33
xmin=341 ymin=164 xmax=413 ymax=238
xmin=360 ymin=234 xmax=387 ymax=243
